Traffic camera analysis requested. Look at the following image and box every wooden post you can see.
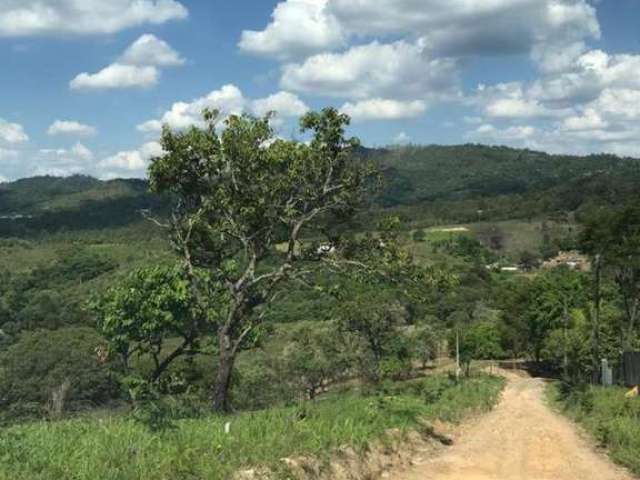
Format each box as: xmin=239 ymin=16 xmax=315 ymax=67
xmin=456 ymin=329 xmax=461 ymax=381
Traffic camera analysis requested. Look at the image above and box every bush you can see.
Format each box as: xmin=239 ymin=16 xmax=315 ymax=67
xmin=0 ymin=327 xmax=119 ymax=418
xmin=553 ymin=383 xmax=640 ymax=475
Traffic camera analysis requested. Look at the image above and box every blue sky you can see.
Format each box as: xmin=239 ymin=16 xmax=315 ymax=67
xmin=1 ymin=0 xmax=639 ymax=181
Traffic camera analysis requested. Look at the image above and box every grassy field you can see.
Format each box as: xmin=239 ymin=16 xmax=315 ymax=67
xmin=0 ymin=374 xmax=504 ymax=480
xmin=549 ymin=383 xmax=640 ymax=475
xmin=406 ymin=218 xmax=577 ymax=263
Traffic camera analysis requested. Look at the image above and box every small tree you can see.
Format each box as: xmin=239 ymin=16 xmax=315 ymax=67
xmin=148 ymin=108 xmax=378 ymax=412
xmin=281 ymin=323 xmax=351 ymax=400
xmin=412 ymin=323 xmax=440 ymax=368
xmin=93 ymin=264 xmax=216 ymax=383
xmin=451 ymin=321 xmax=504 ymax=376
xmin=581 ymin=204 xmax=640 ymax=351
xmin=518 ymin=250 xmax=540 ymax=272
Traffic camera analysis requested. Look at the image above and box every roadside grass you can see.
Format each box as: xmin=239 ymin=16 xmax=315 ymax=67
xmin=548 ymin=382 xmax=640 ymax=475
xmin=0 ymin=374 xmax=504 ymax=480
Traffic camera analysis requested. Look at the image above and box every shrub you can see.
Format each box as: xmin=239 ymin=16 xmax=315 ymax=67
xmin=0 ymin=327 xmax=119 ymax=418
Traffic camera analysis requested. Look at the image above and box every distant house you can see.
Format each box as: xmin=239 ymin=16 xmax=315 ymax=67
xmin=485 ymin=263 xmax=520 ymax=273
xmin=542 ymin=251 xmax=590 ymax=271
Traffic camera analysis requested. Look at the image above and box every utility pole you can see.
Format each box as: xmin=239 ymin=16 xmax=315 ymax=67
xmin=563 ymin=301 xmax=569 ymax=380
xmin=591 ymin=253 xmax=602 ymax=384
xmin=456 ymin=328 xmax=461 ymax=381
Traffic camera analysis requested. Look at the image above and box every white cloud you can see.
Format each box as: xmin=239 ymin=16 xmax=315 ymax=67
xmin=251 ymin=91 xmax=309 ymax=118
xmin=137 ymin=120 xmax=164 ymax=133
xmin=393 ymin=132 xmax=411 ymax=145
xmin=139 ymin=84 xmax=246 ymax=132
xmin=239 ymin=0 xmax=344 ymax=61
xmin=0 ymin=119 xmax=29 ymax=144
xmin=469 ymin=47 xmax=640 ymax=157
xmin=0 ymin=174 xmax=7 ymax=183
xmin=561 ymin=108 xmax=608 ymax=132
xmin=477 ymin=82 xmax=571 ymax=119
xmin=470 ymin=124 xmax=537 ymax=142
xmin=70 ymin=34 xmax=184 ymax=91
xmin=99 ymin=141 xmax=163 ymax=172
xmin=341 ymin=99 xmax=426 ymax=121
xmin=243 ymin=0 xmax=598 ymax=63
xmin=70 ymin=142 xmax=94 ymax=161
xmin=281 ymin=40 xmax=460 ymax=101
xmin=0 ymin=0 xmax=187 ymax=37
xmin=29 ymin=142 xmax=95 ymax=177
xmin=47 ymin=120 xmax=97 ymax=137
xmin=70 ymin=64 xmax=159 ymax=90
xmin=120 ymin=33 xmax=185 ymax=67
xmin=139 ymin=87 xmax=312 ymax=135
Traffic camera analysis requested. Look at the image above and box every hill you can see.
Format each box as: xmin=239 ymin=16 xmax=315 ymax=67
xmin=1 ymin=145 xmax=639 ymax=236
xmin=370 ymin=144 xmax=639 ymax=206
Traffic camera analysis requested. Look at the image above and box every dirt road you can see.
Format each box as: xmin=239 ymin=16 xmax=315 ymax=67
xmin=393 ymin=370 xmax=635 ymax=480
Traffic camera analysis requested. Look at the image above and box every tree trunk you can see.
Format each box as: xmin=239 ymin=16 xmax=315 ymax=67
xmin=212 ymin=332 xmax=236 ymax=413
xmin=591 ymin=254 xmax=602 ymax=384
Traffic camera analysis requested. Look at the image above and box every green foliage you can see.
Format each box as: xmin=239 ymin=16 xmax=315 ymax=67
xmin=338 ymin=287 xmax=414 ymax=382
xmin=0 ymin=373 xmax=504 ymax=480
xmin=280 ymin=322 xmax=352 ymax=399
xmin=450 ymin=321 xmax=505 ymax=374
xmin=581 ymin=203 xmax=640 ymax=349
xmin=498 ymin=267 xmax=589 ymax=364
xmin=551 ymin=383 xmax=640 ymax=475
xmin=412 ymin=229 xmax=426 ymax=242
xmin=148 ymin=108 xmax=380 ymax=411
xmin=92 ymin=264 xmax=218 ymax=383
xmin=0 ymin=328 xmax=118 ymax=419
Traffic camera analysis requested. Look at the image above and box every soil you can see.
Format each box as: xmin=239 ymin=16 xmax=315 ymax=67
xmin=392 ymin=370 xmax=635 ymax=480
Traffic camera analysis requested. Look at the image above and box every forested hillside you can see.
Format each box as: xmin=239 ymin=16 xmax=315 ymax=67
xmin=1 ymin=139 xmax=639 ymax=478
xmin=2 ymin=144 xmax=638 ymax=235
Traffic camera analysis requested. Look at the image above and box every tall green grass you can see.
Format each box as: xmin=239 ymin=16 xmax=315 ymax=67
xmin=0 ymin=374 xmax=504 ymax=480
xmin=549 ymin=383 xmax=640 ymax=475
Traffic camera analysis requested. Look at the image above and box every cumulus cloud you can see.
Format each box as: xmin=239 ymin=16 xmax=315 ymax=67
xmin=0 ymin=0 xmax=187 ymax=37
xmin=30 ymin=142 xmax=95 ymax=177
xmin=139 ymin=84 xmax=245 ymax=132
xmin=251 ymin=91 xmax=309 ymax=118
xmin=70 ymin=63 xmax=158 ymax=91
xmin=281 ymin=40 xmax=460 ymax=101
xmin=99 ymin=141 xmax=163 ymax=172
xmin=239 ymin=0 xmax=344 ymax=61
xmin=469 ymin=48 xmax=640 ymax=157
xmin=242 ymin=0 xmax=598 ymax=63
xmin=70 ymin=34 xmax=184 ymax=90
xmin=477 ymin=82 xmax=571 ymax=119
xmin=0 ymin=119 xmax=29 ymax=144
xmin=138 ymin=85 xmax=308 ymax=133
xmin=469 ymin=124 xmax=537 ymax=142
xmin=120 ymin=34 xmax=185 ymax=67
xmin=47 ymin=120 xmax=97 ymax=137
xmin=341 ymin=99 xmax=426 ymax=121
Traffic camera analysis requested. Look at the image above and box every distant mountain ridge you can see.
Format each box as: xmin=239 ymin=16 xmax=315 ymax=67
xmin=0 ymin=175 xmax=150 ymax=214
xmin=1 ymin=144 xmax=638 ymax=235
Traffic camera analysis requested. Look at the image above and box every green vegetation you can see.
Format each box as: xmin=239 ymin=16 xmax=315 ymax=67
xmin=549 ymin=383 xmax=640 ymax=475
xmin=2 ymin=111 xmax=640 ymax=477
xmin=0 ymin=373 xmax=504 ymax=480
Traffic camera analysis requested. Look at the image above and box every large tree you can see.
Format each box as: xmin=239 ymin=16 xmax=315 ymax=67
xmin=147 ymin=108 xmax=377 ymax=412
xmin=581 ymin=204 xmax=640 ymax=351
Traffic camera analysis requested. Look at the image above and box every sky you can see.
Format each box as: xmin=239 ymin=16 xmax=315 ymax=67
xmin=1 ymin=0 xmax=640 ymax=182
